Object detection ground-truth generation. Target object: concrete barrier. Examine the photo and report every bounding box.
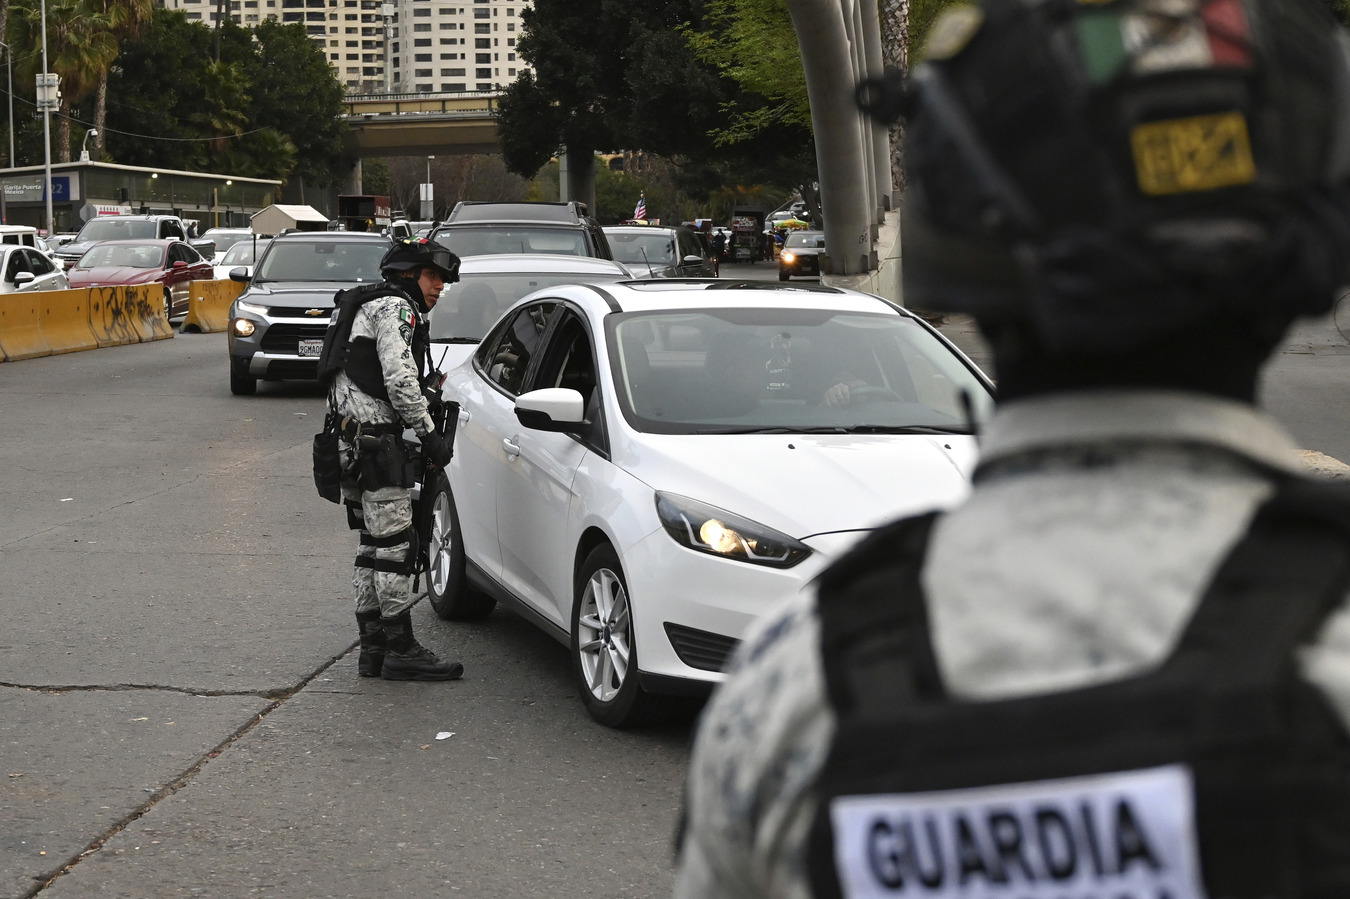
[183,279,246,334]
[36,288,100,355]
[0,293,52,361]
[88,284,172,347]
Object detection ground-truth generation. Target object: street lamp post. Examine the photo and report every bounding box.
[422,155,434,219]
[80,128,98,163]
[38,0,55,237]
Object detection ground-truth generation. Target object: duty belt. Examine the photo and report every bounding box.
[339,418,403,443]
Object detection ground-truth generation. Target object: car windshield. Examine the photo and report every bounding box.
[436,227,587,257]
[429,268,628,343]
[76,220,158,242]
[221,238,268,266]
[76,244,163,269]
[785,232,824,249]
[607,308,994,435]
[204,231,252,254]
[253,239,386,282]
[607,233,675,265]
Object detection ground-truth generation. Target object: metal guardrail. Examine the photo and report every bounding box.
[341,90,501,118]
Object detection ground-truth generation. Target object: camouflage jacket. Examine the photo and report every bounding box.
[329,283,435,437]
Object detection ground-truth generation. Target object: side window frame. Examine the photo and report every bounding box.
[526,305,608,456]
[474,300,556,397]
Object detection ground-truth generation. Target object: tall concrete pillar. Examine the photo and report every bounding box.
[559,145,596,215]
[859,0,892,214]
[345,157,363,195]
[786,0,872,275]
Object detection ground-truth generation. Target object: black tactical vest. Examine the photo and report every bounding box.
[320,281,430,404]
[807,478,1350,899]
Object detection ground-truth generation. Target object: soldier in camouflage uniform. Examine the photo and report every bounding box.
[331,237,463,681]
[677,1,1350,896]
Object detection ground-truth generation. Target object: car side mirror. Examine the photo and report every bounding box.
[13,271,34,285]
[682,255,704,265]
[515,387,586,432]
[172,261,188,269]
[229,266,250,283]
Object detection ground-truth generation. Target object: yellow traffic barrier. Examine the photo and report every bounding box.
[36,288,100,355]
[87,285,172,347]
[0,293,52,361]
[183,279,246,333]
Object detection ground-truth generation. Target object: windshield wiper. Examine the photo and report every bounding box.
[836,424,973,435]
[693,426,846,435]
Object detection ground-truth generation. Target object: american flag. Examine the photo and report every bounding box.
[633,194,646,221]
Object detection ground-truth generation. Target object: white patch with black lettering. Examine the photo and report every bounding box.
[830,764,1206,899]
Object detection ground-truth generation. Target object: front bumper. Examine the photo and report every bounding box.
[228,304,332,380]
[623,528,866,690]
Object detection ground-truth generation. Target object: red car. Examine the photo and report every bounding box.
[66,239,215,320]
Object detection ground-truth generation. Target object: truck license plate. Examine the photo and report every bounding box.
[298,338,324,357]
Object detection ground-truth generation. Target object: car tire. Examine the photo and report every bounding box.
[163,288,175,321]
[425,473,495,620]
[229,364,256,396]
[779,271,790,282]
[571,544,669,728]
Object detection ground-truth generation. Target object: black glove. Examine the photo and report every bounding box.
[422,430,453,469]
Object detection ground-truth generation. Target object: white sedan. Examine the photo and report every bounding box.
[0,244,69,294]
[426,280,994,726]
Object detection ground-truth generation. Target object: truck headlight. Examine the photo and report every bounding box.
[655,492,811,568]
[233,318,256,336]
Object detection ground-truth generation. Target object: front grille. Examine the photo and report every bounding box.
[260,323,328,353]
[664,623,740,672]
[264,359,319,380]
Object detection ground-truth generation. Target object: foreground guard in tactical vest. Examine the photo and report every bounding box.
[675,1,1350,897]
[322,237,464,681]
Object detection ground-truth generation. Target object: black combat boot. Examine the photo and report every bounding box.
[355,610,385,678]
[380,611,464,681]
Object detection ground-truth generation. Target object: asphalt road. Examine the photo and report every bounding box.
[5,265,1349,898]
[0,331,696,898]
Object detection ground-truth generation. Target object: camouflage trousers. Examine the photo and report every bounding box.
[342,479,418,619]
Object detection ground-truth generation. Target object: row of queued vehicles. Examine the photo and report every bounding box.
[0,213,255,320]
[225,201,996,728]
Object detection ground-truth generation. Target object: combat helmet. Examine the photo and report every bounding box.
[865,0,1350,355]
[380,236,461,284]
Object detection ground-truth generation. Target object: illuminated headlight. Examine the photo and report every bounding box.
[232,318,256,337]
[655,492,811,568]
[236,300,268,315]
[780,252,796,263]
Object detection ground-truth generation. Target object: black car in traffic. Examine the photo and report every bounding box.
[778,230,825,281]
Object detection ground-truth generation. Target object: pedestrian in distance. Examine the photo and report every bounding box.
[322,237,465,682]
[675,0,1350,896]
[711,228,727,265]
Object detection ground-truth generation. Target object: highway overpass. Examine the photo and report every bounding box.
[341,91,501,158]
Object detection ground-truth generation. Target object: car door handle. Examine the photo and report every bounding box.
[502,437,520,457]
[458,409,470,424]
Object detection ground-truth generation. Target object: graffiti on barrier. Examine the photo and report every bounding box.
[89,286,171,345]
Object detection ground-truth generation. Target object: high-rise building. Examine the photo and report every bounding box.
[161,0,531,95]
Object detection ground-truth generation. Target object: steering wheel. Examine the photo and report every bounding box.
[849,385,906,403]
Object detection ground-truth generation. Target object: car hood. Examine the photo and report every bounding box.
[235,281,352,311]
[619,432,978,539]
[68,266,160,285]
[57,240,102,258]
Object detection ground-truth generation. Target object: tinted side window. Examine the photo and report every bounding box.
[26,249,53,274]
[480,302,555,396]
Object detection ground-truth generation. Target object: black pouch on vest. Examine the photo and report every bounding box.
[312,411,342,503]
[357,432,411,490]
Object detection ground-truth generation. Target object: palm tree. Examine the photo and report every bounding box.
[86,0,154,155]
[7,0,115,160]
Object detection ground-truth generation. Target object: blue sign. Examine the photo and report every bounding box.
[51,176,70,202]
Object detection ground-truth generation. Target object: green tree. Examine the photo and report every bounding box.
[237,20,346,189]
[104,8,216,169]
[86,0,154,152]
[8,0,116,161]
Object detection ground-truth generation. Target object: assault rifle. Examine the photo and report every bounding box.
[411,376,459,592]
